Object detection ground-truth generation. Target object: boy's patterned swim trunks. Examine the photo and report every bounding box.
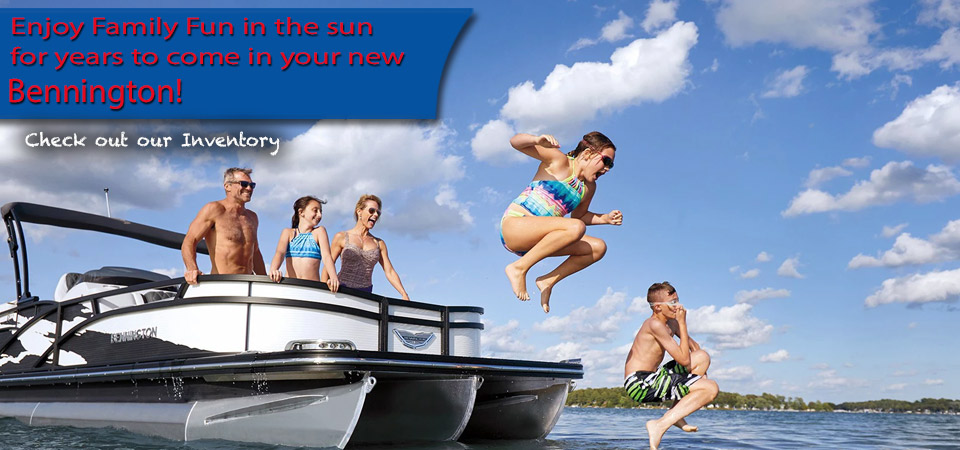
[624,360,701,403]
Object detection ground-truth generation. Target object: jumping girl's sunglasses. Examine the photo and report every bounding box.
[228,180,257,189]
[600,155,615,170]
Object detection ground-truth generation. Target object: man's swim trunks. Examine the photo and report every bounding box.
[624,360,701,403]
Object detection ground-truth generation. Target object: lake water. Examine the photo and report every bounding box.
[2,407,959,449]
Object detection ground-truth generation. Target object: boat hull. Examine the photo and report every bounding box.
[461,376,572,440]
[0,374,375,448]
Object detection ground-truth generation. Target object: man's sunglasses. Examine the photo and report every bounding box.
[600,155,614,170]
[228,180,257,189]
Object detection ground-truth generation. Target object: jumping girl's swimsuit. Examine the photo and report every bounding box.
[338,235,380,293]
[285,230,322,260]
[500,156,586,256]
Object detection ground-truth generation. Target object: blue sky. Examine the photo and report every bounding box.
[2,0,960,403]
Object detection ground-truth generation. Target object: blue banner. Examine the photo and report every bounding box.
[1,8,471,119]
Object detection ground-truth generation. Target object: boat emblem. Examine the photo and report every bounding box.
[394,329,435,349]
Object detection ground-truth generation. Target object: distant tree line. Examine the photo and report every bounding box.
[566,388,960,413]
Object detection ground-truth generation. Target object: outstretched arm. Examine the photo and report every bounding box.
[268,229,291,282]
[571,183,623,226]
[315,227,339,292]
[321,232,344,283]
[378,240,409,300]
[181,203,217,285]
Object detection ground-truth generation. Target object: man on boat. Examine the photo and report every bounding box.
[181,167,267,284]
[624,281,719,450]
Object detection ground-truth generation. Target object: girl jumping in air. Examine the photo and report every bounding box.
[500,132,622,313]
[268,196,339,292]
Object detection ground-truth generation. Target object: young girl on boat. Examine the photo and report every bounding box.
[268,196,340,292]
[322,194,409,300]
[500,132,622,313]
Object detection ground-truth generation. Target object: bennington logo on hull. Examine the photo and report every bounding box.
[394,329,435,349]
[110,327,158,344]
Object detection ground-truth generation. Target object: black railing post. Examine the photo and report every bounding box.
[379,297,389,351]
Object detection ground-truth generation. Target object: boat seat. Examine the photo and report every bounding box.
[53,267,176,310]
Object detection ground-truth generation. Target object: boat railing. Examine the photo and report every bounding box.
[0,274,483,371]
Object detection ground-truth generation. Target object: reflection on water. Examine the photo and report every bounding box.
[2,407,959,449]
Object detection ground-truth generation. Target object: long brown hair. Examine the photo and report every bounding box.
[566,131,616,158]
[291,195,326,228]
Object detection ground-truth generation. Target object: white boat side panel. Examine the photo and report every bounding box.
[387,323,441,355]
[0,402,41,423]
[182,282,249,298]
[29,401,192,440]
[450,311,481,323]
[76,304,247,354]
[388,305,440,321]
[247,305,379,352]
[450,329,480,357]
[248,283,380,313]
[185,376,374,448]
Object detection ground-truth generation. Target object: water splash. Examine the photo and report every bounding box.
[252,372,269,395]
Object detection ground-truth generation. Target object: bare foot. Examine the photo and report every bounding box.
[535,276,553,313]
[505,263,529,301]
[674,418,698,432]
[646,419,668,450]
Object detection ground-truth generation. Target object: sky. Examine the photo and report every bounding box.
[2,0,960,404]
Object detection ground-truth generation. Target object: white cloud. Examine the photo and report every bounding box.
[627,296,650,313]
[883,383,908,391]
[807,369,869,389]
[534,288,631,344]
[782,161,960,217]
[386,185,474,238]
[729,265,741,274]
[849,219,960,268]
[470,120,523,165]
[920,0,960,25]
[843,156,871,168]
[761,65,810,98]
[686,303,773,349]
[248,121,468,236]
[541,342,632,388]
[705,58,720,73]
[925,378,945,385]
[482,319,536,359]
[0,124,215,216]
[882,223,909,238]
[804,166,853,188]
[760,349,790,362]
[756,251,772,262]
[473,22,698,163]
[908,322,919,329]
[873,84,960,162]
[716,0,878,51]
[642,1,678,33]
[568,11,636,52]
[739,268,760,279]
[811,363,830,370]
[777,257,805,279]
[832,28,960,79]
[865,268,960,307]
[712,365,756,381]
[735,288,791,304]
[881,74,913,100]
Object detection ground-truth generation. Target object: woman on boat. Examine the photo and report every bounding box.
[500,132,622,313]
[268,196,339,292]
[322,194,410,300]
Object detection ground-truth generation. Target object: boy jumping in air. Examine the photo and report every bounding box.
[624,281,719,449]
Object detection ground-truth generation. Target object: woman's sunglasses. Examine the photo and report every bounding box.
[366,207,381,215]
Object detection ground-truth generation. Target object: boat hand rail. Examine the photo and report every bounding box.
[3,275,485,370]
